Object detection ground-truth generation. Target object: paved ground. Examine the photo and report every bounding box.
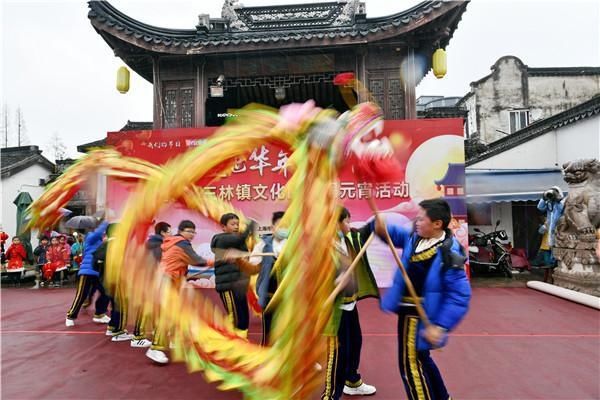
[1,286,598,399]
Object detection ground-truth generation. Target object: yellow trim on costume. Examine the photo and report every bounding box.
[342,293,359,303]
[67,275,87,316]
[229,292,238,326]
[345,379,363,388]
[408,318,427,400]
[323,336,338,399]
[402,296,424,304]
[410,245,440,262]
[402,315,415,399]
[223,291,237,327]
[417,357,432,400]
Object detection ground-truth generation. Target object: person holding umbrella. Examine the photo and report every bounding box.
[65,220,111,327]
[65,215,98,231]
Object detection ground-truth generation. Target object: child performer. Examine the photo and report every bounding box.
[322,207,378,399]
[374,198,471,400]
[146,220,212,364]
[65,222,111,326]
[247,211,287,346]
[211,213,255,338]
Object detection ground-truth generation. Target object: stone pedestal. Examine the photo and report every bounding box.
[553,246,600,297]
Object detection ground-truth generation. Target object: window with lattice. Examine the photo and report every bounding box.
[162,81,194,128]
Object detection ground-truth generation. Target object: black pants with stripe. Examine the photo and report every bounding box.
[132,308,146,339]
[398,307,450,400]
[218,288,249,334]
[107,285,128,335]
[321,306,363,400]
[66,275,110,320]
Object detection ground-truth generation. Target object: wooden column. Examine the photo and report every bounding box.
[403,47,417,120]
[195,58,206,127]
[152,56,162,129]
[355,47,368,103]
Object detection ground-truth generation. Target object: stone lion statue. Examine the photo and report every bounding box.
[554,158,600,269]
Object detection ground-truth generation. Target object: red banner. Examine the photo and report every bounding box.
[106,118,467,287]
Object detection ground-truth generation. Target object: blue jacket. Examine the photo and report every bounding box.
[78,222,109,277]
[376,223,471,351]
[537,198,564,246]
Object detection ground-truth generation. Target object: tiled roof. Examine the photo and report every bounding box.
[0,146,55,179]
[527,67,600,77]
[120,121,153,131]
[466,96,600,166]
[465,56,600,89]
[88,1,468,54]
[76,121,153,153]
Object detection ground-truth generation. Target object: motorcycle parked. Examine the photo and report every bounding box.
[468,220,513,278]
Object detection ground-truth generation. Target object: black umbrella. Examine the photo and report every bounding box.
[65,216,97,230]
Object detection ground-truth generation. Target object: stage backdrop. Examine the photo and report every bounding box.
[106,118,467,287]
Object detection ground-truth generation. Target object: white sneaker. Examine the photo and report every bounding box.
[131,338,152,348]
[343,383,377,396]
[146,348,169,364]
[65,318,75,327]
[111,332,134,342]
[105,329,114,336]
[93,314,111,324]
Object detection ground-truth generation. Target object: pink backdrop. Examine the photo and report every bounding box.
[106,118,467,287]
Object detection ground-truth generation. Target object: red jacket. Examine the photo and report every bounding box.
[46,245,68,267]
[59,243,71,264]
[6,243,27,269]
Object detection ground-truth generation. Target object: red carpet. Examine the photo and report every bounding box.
[1,287,598,399]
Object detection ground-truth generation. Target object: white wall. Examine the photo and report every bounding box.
[528,75,600,121]
[470,114,600,169]
[0,164,53,247]
[555,116,600,165]
[469,202,515,244]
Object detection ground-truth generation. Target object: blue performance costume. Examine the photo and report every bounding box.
[377,223,471,400]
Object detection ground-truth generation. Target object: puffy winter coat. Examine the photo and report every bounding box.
[161,235,209,279]
[6,243,27,269]
[78,222,109,277]
[377,223,471,351]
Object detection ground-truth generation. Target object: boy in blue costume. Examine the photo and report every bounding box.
[374,198,471,400]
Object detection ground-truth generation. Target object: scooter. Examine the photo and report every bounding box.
[468,220,513,278]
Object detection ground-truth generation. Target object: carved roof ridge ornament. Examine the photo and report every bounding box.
[332,0,360,26]
[222,0,249,31]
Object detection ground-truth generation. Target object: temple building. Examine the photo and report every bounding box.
[88,0,468,128]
